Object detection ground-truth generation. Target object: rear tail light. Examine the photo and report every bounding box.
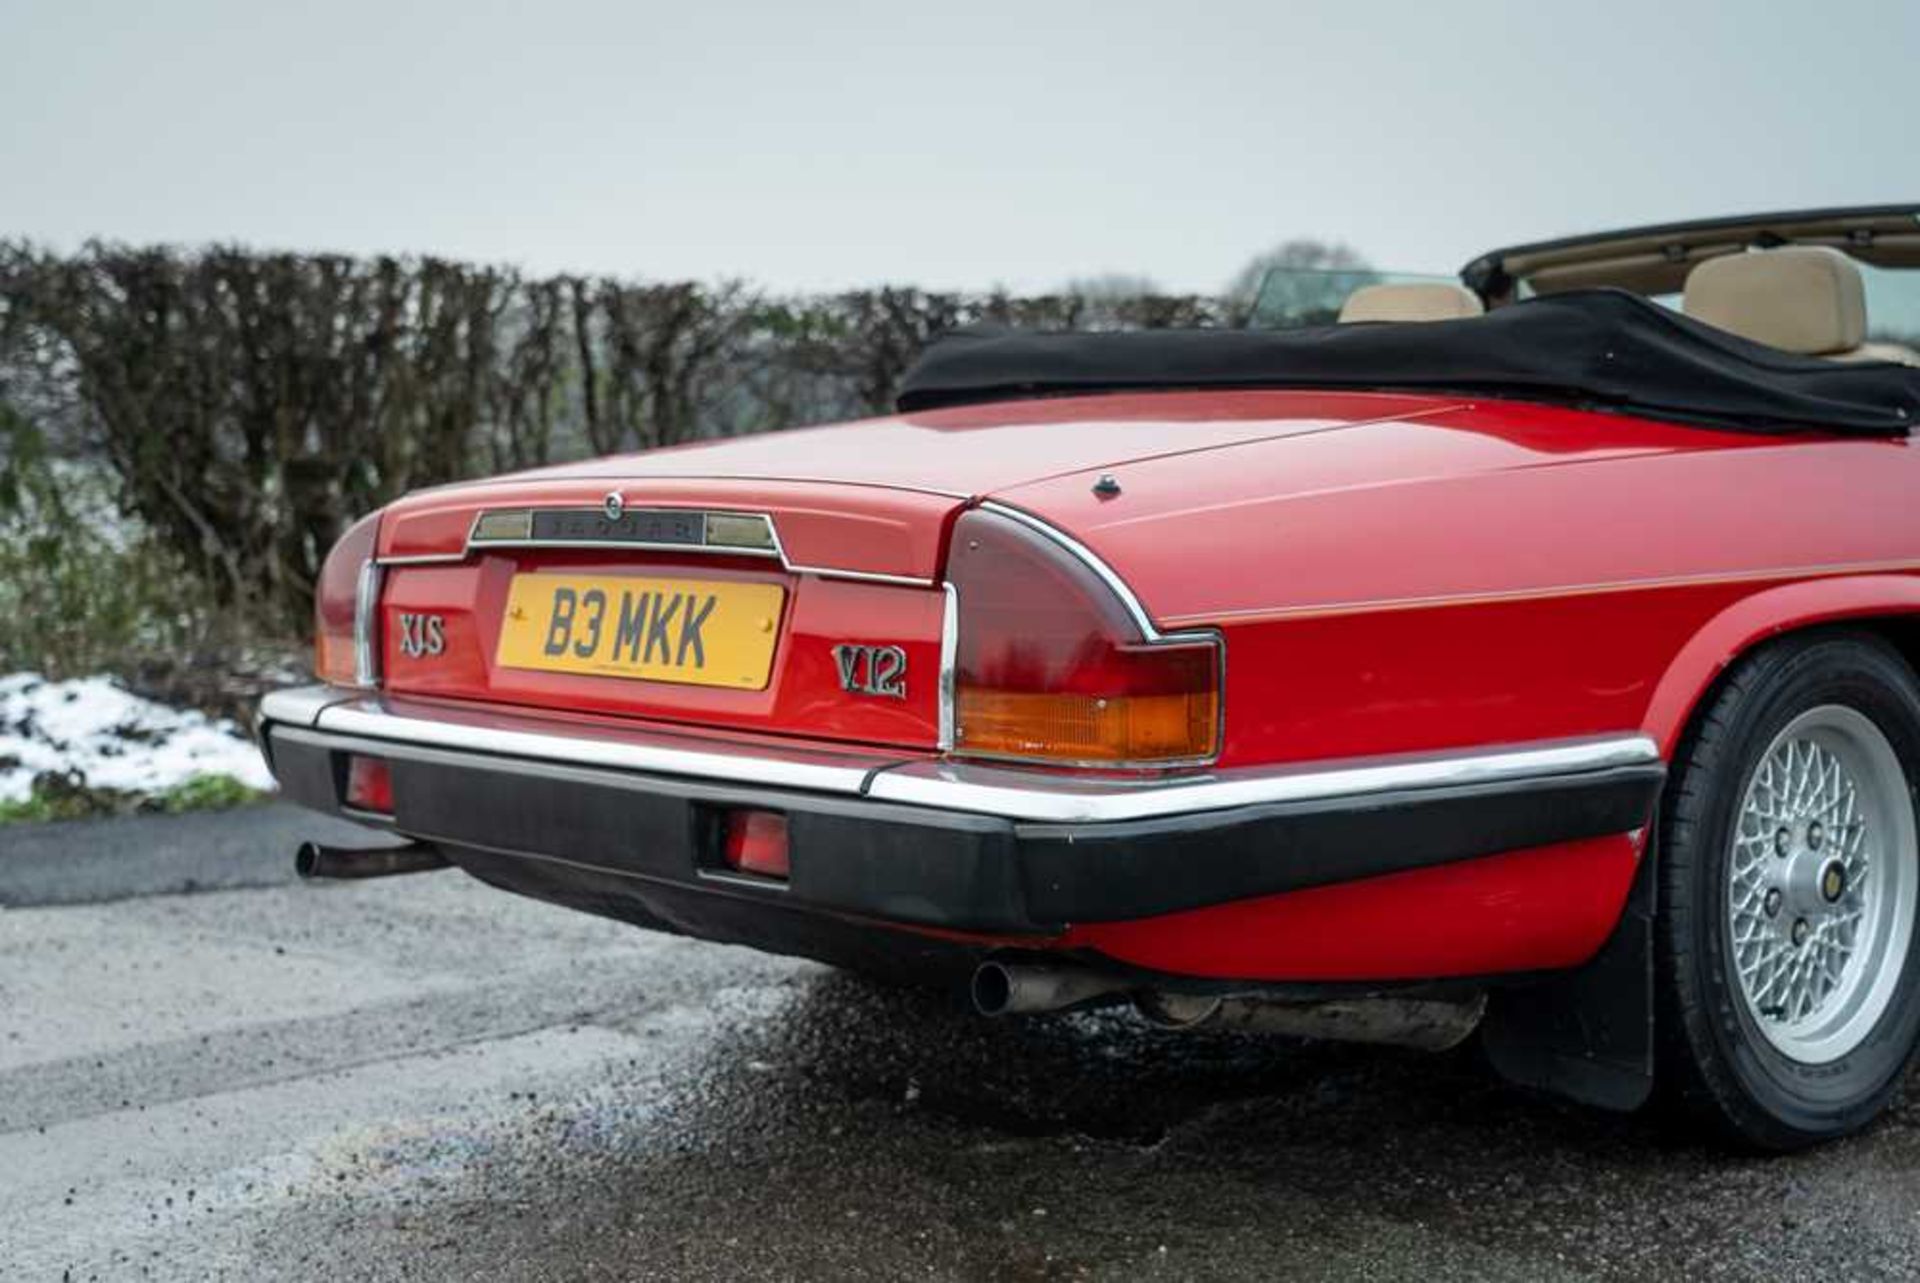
[945,507,1221,767]
[315,513,382,688]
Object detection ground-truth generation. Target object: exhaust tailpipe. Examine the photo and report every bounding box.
[1137,990,1486,1052]
[971,961,1133,1016]
[295,839,449,880]
[969,959,1486,1049]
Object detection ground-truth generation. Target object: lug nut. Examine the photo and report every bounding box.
[1764,887,1783,918]
[1808,820,1825,851]
[1792,918,1811,947]
[1776,827,1793,857]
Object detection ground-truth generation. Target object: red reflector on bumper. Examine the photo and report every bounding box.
[722,810,790,880]
[344,755,394,815]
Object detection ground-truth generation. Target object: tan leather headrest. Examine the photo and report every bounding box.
[1337,282,1485,323]
[1683,246,1866,355]
[1847,340,1920,368]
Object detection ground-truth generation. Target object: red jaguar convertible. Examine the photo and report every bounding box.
[262,205,1920,1148]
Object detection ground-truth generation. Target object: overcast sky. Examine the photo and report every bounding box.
[4,0,1915,295]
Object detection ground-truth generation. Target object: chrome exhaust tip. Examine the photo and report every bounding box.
[970,961,1133,1016]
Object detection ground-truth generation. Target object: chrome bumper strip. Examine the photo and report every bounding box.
[258,685,1662,825]
[258,684,358,732]
[863,735,1661,823]
[263,687,881,796]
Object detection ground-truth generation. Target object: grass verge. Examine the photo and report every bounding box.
[0,770,267,825]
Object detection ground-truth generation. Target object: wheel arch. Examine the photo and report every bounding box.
[1483,576,1920,1114]
[1643,576,1920,759]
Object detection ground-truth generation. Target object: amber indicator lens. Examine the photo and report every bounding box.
[957,651,1220,765]
[946,508,1221,766]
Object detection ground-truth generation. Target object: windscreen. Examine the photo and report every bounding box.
[1860,260,1920,349]
[1246,268,1458,330]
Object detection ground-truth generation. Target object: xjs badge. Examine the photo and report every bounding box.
[832,644,907,699]
[397,613,446,659]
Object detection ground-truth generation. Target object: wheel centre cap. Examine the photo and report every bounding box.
[1821,859,1847,904]
[1781,847,1850,921]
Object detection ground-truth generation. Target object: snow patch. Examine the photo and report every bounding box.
[0,673,274,803]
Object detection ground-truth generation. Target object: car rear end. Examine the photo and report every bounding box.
[260,409,1663,1012]
[263,472,1252,981]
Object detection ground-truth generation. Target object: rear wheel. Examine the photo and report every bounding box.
[1658,632,1920,1149]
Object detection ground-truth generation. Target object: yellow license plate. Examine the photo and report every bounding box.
[496,573,785,690]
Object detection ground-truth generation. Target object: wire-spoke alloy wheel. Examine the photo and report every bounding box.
[1659,633,1920,1150]
[1728,707,1917,1064]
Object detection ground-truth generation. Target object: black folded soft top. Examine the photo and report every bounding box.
[895,289,1920,436]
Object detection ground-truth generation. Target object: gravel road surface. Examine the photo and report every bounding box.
[5,804,1920,1280]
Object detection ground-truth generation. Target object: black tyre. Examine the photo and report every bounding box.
[1658,631,1920,1150]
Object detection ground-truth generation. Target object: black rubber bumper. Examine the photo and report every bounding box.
[266,725,1664,935]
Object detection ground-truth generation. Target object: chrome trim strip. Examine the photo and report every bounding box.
[936,583,959,752]
[865,734,1663,823]
[781,565,931,587]
[308,696,879,796]
[466,507,782,560]
[353,562,384,687]
[258,685,1660,825]
[375,504,935,586]
[977,500,1201,644]
[258,684,357,729]
[458,538,781,557]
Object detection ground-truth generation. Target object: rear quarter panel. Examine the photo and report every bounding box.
[1012,402,1920,981]
[994,400,1920,767]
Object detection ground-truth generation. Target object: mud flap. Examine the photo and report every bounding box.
[1479,832,1657,1111]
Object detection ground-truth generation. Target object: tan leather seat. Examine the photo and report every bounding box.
[1337,282,1485,323]
[1683,246,1918,365]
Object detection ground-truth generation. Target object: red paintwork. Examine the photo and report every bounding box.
[478,391,1455,496]
[1640,575,1920,756]
[1063,836,1644,981]
[381,477,959,581]
[366,387,1920,984]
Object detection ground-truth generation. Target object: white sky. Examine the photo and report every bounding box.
[4,0,1915,295]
